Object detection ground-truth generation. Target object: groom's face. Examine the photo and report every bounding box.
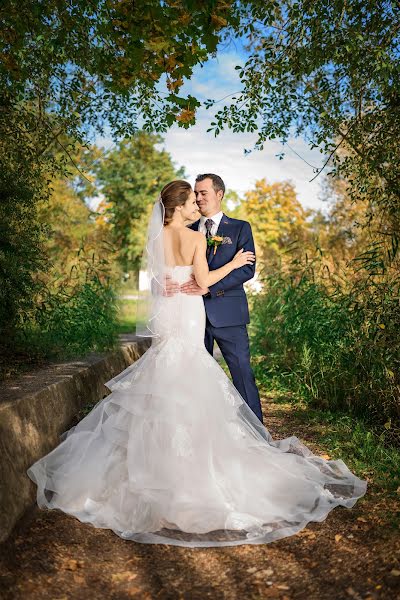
[194,178,223,217]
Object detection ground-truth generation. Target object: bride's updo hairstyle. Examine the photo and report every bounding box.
[160,180,192,225]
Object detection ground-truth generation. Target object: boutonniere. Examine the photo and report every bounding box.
[207,235,232,255]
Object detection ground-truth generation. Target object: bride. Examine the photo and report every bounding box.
[27,180,367,548]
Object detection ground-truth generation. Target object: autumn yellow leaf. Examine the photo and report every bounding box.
[167,77,183,91]
[144,37,170,52]
[178,12,191,25]
[60,558,84,571]
[211,14,228,28]
[176,108,195,123]
[120,74,135,87]
[164,54,183,72]
[111,571,138,583]
[296,528,316,538]
[335,534,343,542]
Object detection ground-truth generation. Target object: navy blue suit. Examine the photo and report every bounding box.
[188,214,263,423]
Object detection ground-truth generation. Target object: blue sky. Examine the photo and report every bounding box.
[95,43,329,213]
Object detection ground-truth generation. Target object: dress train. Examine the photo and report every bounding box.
[27,266,367,547]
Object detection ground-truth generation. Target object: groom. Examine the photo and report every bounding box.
[168,173,263,424]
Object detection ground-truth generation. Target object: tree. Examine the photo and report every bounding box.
[206,0,400,268]
[95,132,185,274]
[0,0,234,343]
[37,168,116,281]
[0,0,235,138]
[236,178,311,272]
[3,0,399,358]
[319,172,372,268]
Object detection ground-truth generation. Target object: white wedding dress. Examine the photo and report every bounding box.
[27,265,367,547]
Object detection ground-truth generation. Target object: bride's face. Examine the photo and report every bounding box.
[181,190,201,223]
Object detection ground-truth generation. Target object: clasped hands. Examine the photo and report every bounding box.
[163,274,208,297]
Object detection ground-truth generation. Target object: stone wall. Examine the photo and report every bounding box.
[0,335,150,542]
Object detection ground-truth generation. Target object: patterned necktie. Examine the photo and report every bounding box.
[205,218,213,239]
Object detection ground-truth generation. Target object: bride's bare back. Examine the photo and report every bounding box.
[163,225,256,289]
[163,226,198,267]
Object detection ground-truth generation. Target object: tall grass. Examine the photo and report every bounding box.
[250,251,400,447]
[12,245,120,365]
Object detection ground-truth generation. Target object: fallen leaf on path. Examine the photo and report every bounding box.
[296,529,316,538]
[60,559,84,571]
[73,574,85,584]
[335,534,343,543]
[276,584,290,590]
[356,517,367,523]
[126,587,146,597]
[256,568,274,577]
[320,454,331,460]
[390,569,400,576]
[346,586,362,599]
[111,571,138,583]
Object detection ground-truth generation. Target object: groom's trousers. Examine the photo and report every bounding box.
[204,317,264,424]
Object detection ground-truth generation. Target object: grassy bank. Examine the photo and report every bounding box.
[254,363,400,518]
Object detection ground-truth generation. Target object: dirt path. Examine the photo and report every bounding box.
[1,394,399,600]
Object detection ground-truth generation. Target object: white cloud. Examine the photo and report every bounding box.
[94,48,329,213]
[162,121,326,211]
[160,49,328,212]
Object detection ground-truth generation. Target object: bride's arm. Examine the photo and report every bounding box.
[192,234,255,288]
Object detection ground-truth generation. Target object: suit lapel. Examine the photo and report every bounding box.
[188,219,213,263]
[207,214,230,266]
[189,216,231,266]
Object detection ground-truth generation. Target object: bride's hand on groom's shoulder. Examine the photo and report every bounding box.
[180,274,209,296]
[231,249,256,270]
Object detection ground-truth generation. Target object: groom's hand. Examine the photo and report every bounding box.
[161,274,180,297]
[180,274,209,296]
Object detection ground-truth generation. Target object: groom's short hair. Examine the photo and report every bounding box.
[195,173,225,198]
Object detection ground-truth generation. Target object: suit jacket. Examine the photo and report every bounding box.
[188,214,256,328]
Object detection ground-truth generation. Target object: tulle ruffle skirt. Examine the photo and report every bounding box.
[27,334,367,547]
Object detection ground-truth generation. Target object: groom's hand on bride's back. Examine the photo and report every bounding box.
[180,274,209,296]
[163,274,181,296]
[152,275,180,297]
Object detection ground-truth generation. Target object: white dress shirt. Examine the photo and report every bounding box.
[198,211,224,236]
